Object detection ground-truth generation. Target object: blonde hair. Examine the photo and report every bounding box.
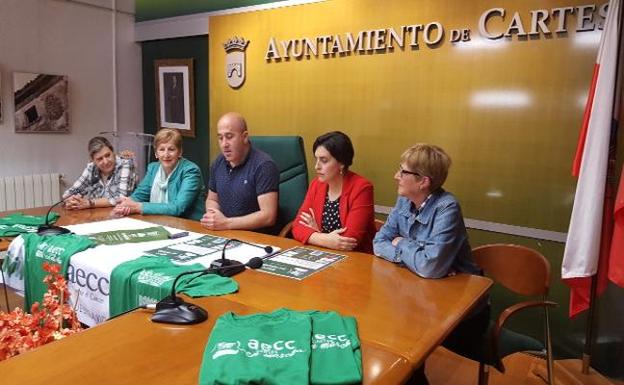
[401,144,451,191]
[154,128,183,151]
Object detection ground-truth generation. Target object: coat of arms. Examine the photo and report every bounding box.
[223,37,249,89]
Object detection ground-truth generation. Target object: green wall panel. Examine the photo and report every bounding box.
[141,36,210,182]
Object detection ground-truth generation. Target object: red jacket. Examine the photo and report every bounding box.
[292,171,376,253]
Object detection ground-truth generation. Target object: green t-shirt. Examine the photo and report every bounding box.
[22,233,95,310]
[87,226,171,245]
[306,311,363,385]
[0,212,60,236]
[199,309,312,385]
[109,256,238,317]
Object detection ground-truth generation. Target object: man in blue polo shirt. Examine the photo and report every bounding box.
[201,112,279,232]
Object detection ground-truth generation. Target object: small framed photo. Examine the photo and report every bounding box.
[155,58,195,138]
[14,72,69,133]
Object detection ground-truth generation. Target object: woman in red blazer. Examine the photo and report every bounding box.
[292,131,376,253]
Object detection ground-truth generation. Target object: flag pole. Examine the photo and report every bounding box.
[581,2,624,373]
[582,275,599,373]
[582,161,617,374]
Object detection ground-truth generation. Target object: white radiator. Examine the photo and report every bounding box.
[0,173,61,211]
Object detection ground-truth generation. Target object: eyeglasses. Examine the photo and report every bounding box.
[398,166,422,178]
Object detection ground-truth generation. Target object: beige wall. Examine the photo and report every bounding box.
[0,0,142,188]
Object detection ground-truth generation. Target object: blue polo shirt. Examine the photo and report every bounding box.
[208,146,279,218]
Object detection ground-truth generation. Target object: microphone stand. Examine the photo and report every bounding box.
[151,267,209,325]
[37,199,71,236]
[151,257,264,325]
[209,238,273,277]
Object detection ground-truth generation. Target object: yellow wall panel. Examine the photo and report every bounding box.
[209,0,606,233]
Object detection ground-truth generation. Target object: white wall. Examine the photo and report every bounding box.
[0,0,142,190]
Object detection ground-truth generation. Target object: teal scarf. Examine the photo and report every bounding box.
[150,164,171,203]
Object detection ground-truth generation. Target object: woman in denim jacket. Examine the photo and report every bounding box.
[373,143,486,385]
[373,143,480,278]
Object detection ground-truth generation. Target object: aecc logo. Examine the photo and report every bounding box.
[66,264,109,295]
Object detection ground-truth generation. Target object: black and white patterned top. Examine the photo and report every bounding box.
[62,156,136,205]
[321,194,341,233]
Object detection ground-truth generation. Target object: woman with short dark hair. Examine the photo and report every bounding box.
[63,136,136,210]
[292,131,376,252]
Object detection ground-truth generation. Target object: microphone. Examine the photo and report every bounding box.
[209,238,273,277]
[151,257,264,325]
[244,256,264,269]
[37,199,71,236]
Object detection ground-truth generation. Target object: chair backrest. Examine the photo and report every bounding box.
[471,244,551,297]
[251,136,308,234]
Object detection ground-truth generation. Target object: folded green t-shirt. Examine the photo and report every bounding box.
[22,232,95,309]
[199,309,363,385]
[200,309,312,385]
[0,212,60,236]
[109,255,238,317]
[305,310,363,385]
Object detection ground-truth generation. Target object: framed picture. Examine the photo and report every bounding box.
[155,58,195,138]
[14,72,69,133]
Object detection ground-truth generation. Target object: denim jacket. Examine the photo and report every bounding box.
[373,189,480,278]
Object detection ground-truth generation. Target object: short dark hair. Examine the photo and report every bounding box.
[88,136,114,159]
[313,131,354,170]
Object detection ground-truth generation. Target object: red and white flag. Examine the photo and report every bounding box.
[608,166,624,287]
[562,0,621,318]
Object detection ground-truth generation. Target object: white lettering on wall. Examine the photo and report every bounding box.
[478,8,505,39]
[478,3,607,40]
[529,10,551,36]
[264,3,608,61]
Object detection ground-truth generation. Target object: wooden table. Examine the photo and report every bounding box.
[0,238,10,252]
[1,297,412,384]
[0,207,492,384]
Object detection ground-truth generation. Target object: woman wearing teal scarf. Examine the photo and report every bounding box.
[113,129,206,220]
